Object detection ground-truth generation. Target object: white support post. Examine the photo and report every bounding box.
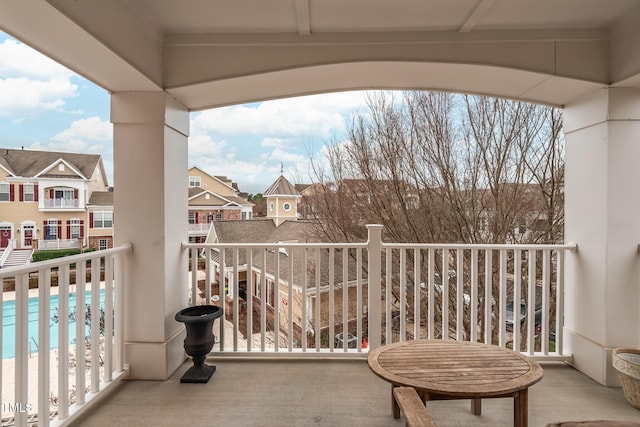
[112,91,189,380]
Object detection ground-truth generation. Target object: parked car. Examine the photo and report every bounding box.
[505,300,541,331]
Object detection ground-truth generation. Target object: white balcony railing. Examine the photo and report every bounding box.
[42,199,80,209]
[183,225,577,361]
[0,244,131,427]
[187,223,212,235]
[38,239,79,250]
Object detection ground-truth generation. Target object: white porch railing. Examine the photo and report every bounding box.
[187,223,212,235]
[0,239,14,268]
[0,244,131,427]
[38,239,79,250]
[183,224,577,361]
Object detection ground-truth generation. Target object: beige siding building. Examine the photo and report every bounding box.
[0,148,112,252]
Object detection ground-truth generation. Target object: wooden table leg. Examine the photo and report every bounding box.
[392,385,400,419]
[514,388,528,427]
[471,398,482,415]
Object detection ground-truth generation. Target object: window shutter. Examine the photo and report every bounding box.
[89,212,94,228]
[9,184,14,201]
[43,220,48,240]
[80,220,84,238]
[49,189,54,198]
[58,224,62,238]
[74,189,78,199]
[66,220,70,238]
[19,184,23,202]
[34,184,38,201]
[195,213,199,224]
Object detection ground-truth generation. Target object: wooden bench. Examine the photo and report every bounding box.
[393,386,437,427]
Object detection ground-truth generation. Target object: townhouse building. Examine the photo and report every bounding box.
[187,166,254,242]
[0,148,113,256]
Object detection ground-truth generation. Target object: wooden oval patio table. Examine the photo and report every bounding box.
[367,339,543,427]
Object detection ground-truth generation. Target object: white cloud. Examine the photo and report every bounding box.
[0,39,74,79]
[191,91,370,141]
[0,77,78,116]
[53,116,112,142]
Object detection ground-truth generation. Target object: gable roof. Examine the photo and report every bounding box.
[0,148,103,181]
[188,187,253,207]
[88,191,114,207]
[264,175,300,197]
[210,219,359,289]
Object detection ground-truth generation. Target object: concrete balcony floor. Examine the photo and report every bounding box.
[71,359,640,427]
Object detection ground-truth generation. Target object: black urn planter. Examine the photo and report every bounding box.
[175,304,224,383]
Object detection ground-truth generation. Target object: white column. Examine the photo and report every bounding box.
[564,88,640,386]
[111,92,190,380]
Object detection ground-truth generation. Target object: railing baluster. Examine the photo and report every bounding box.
[261,249,267,352]
[233,248,239,352]
[91,256,100,393]
[190,248,198,306]
[385,248,392,343]
[470,249,478,343]
[485,249,492,345]
[513,250,522,352]
[15,273,28,427]
[247,250,253,352]
[542,250,551,355]
[428,248,435,339]
[456,249,463,341]
[205,248,212,304]
[104,255,114,382]
[344,248,350,351]
[527,249,536,355]
[274,247,280,351]
[399,248,406,341]
[76,260,86,406]
[499,249,507,347]
[556,249,565,356]
[442,249,449,340]
[288,248,294,352]
[314,248,321,352]
[38,268,51,427]
[58,264,70,421]
[414,248,421,340]
[356,248,362,351]
[301,249,307,352]
[329,248,334,352]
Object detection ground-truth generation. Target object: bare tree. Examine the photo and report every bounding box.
[306,91,564,345]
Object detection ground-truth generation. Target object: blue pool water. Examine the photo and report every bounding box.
[2,289,106,359]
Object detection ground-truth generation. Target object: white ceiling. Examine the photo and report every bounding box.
[1,0,639,109]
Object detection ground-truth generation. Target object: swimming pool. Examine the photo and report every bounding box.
[2,289,106,359]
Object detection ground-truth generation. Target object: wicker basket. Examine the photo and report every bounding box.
[612,348,640,409]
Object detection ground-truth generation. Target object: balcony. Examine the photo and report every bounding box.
[40,199,80,211]
[67,359,639,427]
[187,223,212,237]
[5,228,638,427]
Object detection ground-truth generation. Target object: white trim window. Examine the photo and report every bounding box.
[45,219,59,240]
[93,211,113,228]
[99,239,108,251]
[23,183,34,201]
[283,202,291,212]
[70,218,81,239]
[0,183,9,201]
[189,176,201,187]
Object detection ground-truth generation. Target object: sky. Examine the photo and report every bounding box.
[0,31,372,195]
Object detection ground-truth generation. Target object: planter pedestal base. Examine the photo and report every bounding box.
[181,363,216,384]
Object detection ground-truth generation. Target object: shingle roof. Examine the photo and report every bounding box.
[0,148,102,180]
[264,175,300,197]
[209,219,359,290]
[88,191,114,206]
